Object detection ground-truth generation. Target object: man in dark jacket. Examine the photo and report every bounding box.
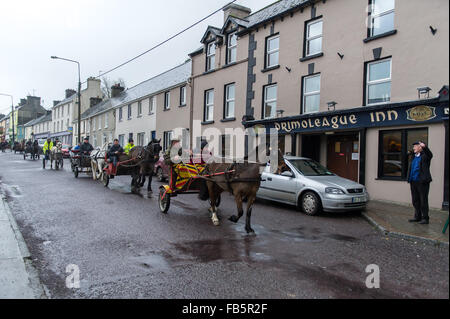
[407,141,433,225]
[108,139,124,167]
[80,137,94,154]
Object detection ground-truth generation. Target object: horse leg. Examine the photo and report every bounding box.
[244,193,257,234]
[91,161,97,180]
[229,193,244,224]
[207,182,220,226]
[147,171,153,196]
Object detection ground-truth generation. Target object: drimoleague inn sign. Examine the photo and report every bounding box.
[247,99,449,134]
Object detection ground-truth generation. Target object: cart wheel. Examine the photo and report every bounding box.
[74,167,79,178]
[209,194,221,208]
[159,188,170,214]
[42,158,46,169]
[102,174,110,187]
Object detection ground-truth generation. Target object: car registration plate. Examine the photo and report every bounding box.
[352,197,366,203]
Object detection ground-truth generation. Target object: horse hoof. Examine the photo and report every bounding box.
[229,215,239,223]
[245,227,255,234]
[147,192,153,198]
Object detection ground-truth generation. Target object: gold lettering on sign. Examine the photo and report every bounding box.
[275,123,281,131]
[349,114,357,124]
[376,112,386,122]
[388,110,398,121]
[331,116,339,129]
[407,106,436,122]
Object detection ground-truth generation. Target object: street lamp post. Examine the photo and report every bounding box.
[0,93,14,144]
[51,56,81,145]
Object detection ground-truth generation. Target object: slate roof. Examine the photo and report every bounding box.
[24,112,52,127]
[80,98,116,120]
[53,94,76,109]
[245,0,309,29]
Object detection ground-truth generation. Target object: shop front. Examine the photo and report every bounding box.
[245,86,449,209]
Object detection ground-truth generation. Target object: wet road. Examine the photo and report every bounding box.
[0,151,448,299]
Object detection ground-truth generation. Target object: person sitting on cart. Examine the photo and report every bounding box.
[124,138,135,156]
[107,139,124,167]
[42,138,53,159]
[80,137,94,155]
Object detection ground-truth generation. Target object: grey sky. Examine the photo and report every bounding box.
[0,0,275,114]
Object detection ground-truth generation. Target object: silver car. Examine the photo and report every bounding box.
[257,156,369,216]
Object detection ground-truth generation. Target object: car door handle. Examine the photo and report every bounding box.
[267,177,272,181]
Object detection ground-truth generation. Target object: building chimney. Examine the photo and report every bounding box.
[223,3,251,23]
[87,77,101,90]
[111,84,125,98]
[65,89,76,98]
[53,101,61,107]
[90,97,103,108]
[20,99,27,106]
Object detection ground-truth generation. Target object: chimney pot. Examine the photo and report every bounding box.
[223,3,251,23]
[111,84,125,98]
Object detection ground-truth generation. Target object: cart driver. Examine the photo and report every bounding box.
[108,139,124,167]
[80,137,94,155]
[42,138,53,159]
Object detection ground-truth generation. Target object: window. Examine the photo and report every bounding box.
[104,112,108,129]
[164,131,173,151]
[265,35,279,68]
[206,42,216,71]
[119,107,123,121]
[98,116,101,130]
[127,104,132,119]
[303,74,321,114]
[204,89,214,122]
[149,96,156,114]
[66,119,69,129]
[224,83,235,119]
[227,32,237,64]
[151,131,156,142]
[137,132,145,146]
[138,101,142,117]
[366,58,392,105]
[369,0,395,37]
[93,117,96,131]
[54,122,56,133]
[102,133,107,145]
[180,86,186,106]
[263,85,277,119]
[305,19,323,56]
[118,134,125,146]
[82,121,85,133]
[164,92,170,110]
[378,128,428,180]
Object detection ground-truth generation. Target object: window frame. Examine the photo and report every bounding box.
[262,84,278,120]
[369,0,395,37]
[204,89,214,122]
[302,73,321,114]
[305,19,323,57]
[127,104,132,120]
[265,34,280,69]
[137,101,142,117]
[104,112,108,129]
[224,83,236,120]
[226,31,238,65]
[365,57,392,106]
[180,86,187,106]
[378,127,429,180]
[206,42,216,72]
[164,92,171,110]
[149,96,156,114]
[118,107,123,121]
[163,131,174,151]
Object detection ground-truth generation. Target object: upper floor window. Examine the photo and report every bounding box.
[366,58,392,105]
[98,116,101,130]
[119,107,123,121]
[164,92,171,110]
[104,112,108,129]
[149,96,156,114]
[227,32,237,64]
[303,74,321,114]
[263,84,277,119]
[137,101,142,117]
[224,83,235,119]
[206,42,216,71]
[93,117,96,131]
[127,104,132,119]
[305,20,323,56]
[180,86,186,106]
[204,89,214,122]
[265,35,279,68]
[369,0,395,37]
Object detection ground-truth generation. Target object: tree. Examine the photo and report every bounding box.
[101,77,126,98]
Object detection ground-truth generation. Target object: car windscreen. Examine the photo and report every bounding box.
[288,159,334,176]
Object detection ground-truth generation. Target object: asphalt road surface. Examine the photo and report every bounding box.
[0,151,448,299]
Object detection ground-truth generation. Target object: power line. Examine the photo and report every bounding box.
[85,0,237,84]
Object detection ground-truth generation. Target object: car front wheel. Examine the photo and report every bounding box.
[300,191,322,216]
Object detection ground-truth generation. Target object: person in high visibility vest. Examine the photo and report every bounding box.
[124,138,135,156]
[42,138,53,158]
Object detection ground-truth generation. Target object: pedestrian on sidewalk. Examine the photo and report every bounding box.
[407,141,433,225]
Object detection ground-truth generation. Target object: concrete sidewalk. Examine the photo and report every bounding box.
[0,193,42,299]
[363,200,449,246]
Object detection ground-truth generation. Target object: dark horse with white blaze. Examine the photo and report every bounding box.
[198,161,263,234]
[127,140,162,196]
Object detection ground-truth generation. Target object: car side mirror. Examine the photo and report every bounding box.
[281,171,294,178]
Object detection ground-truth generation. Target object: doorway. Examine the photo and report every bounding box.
[327,133,359,182]
[302,135,321,162]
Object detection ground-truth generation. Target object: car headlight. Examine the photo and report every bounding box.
[325,187,346,195]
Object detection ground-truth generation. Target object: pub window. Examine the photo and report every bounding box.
[366,58,391,105]
[369,0,395,37]
[265,35,279,68]
[305,19,323,57]
[227,32,237,64]
[206,42,216,72]
[303,74,321,114]
[263,84,277,119]
[204,89,214,122]
[378,128,428,180]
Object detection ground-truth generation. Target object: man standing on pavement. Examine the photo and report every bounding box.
[408,141,433,225]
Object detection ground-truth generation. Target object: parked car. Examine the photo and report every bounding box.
[257,156,369,216]
[154,157,169,182]
[61,144,71,158]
